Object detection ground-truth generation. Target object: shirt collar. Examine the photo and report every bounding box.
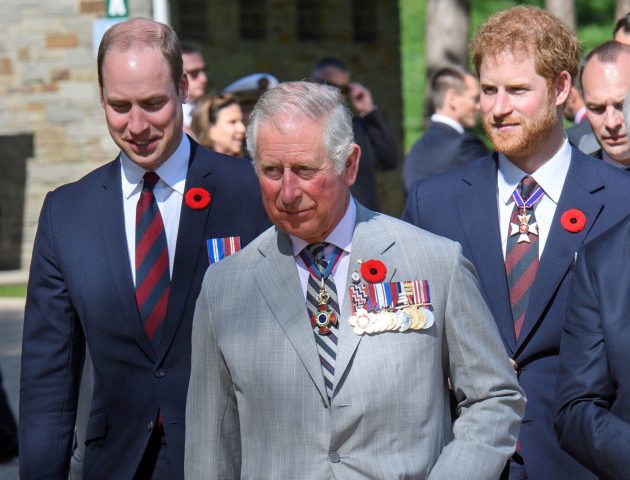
[497,137,572,205]
[290,198,356,257]
[431,114,464,134]
[120,135,190,199]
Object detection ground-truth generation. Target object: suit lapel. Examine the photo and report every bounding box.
[254,229,329,403]
[333,204,392,393]
[516,152,604,349]
[456,156,517,353]
[158,141,214,360]
[94,159,156,360]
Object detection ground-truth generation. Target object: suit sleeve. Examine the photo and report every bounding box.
[359,109,399,170]
[554,249,630,479]
[428,244,525,480]
[19,193,85,479]
[185,272,241,479]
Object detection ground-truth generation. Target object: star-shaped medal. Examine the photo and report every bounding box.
[510,213,539,243]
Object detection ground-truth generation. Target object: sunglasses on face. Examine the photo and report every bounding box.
[186,67,207,80]
[309,77,350,96]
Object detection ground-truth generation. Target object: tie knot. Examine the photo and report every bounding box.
[305,242,329,265]
[143,172,160,192]
[519,176,538,199]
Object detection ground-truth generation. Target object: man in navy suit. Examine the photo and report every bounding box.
[554,89,630,480]
[403,65,488,192]
[19,19,268,479]
[403,6,630,480]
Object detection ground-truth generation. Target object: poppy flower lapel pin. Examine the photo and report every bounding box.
[359,259,387,283]
[560,209,586,233]
[185,187,211,210]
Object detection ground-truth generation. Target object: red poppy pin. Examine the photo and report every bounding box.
[185,187,211,210]
[560,209,586,233]
[360,259,387,283]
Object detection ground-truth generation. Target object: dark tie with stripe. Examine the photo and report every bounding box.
[135,172,170,348]
[304,243,340,401]
[505,176,540,339]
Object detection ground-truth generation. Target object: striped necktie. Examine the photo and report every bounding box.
[505,176,540,339]
[304,243,340,401]
[135,172,170,348]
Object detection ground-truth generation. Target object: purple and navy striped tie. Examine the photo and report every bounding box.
[135,172,170,348]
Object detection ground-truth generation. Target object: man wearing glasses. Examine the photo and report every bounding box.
[181,44,208,134]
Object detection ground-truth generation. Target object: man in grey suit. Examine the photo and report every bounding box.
[185,81,525,479]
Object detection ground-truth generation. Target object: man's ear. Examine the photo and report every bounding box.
[344,143,361,187]
[555,71,572,107]
[179,74,189,104]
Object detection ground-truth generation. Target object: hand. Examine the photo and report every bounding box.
[348,82,374,115]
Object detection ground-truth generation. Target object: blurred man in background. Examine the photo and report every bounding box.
[403,65,488,192]
[181,44,208,134]
[312,57,399,212]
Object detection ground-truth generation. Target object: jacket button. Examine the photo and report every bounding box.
[155,368,165,378]
[147,420,154,431]
[328,451,340,463]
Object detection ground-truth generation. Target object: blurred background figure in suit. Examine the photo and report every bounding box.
[181,44,208,135]
[312,57,399,212]
[403,65,488,193]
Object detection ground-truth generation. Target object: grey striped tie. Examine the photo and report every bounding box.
[304,243,339,401]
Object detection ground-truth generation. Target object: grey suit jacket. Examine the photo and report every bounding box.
[185,203,525,479]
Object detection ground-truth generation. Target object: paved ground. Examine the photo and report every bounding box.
[0,297,24,479]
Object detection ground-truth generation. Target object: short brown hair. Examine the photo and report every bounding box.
[97,18,183,93]
[191,92,240,148]
[470,6,579,86]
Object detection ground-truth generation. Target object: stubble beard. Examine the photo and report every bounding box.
[482,95,557,162]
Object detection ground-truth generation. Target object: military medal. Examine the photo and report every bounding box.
[311,277,337,335]
[510,182,544,243]
[300,245,343,335]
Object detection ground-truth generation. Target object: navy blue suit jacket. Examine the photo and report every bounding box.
[402,148,630,479]
[19,140,270,479]
[402,121,488,193]
[555,214,630,480]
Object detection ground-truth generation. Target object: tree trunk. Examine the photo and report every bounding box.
[425,0,470,78]
[545,0,576,31]
[616,0,630,23]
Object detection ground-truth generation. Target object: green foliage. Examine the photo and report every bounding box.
[400,0,617,152]
[0,284,27,298]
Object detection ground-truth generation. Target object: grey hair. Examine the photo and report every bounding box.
[624,90,630,131]
[246,81,355,174]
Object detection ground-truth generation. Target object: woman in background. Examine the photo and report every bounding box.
[191,92,246,157]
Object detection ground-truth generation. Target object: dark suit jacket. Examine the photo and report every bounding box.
[555,214,630,480]
[19,140,270,479]
[351,109,399,211]
[402,148,630,480]
[403,121,488,193]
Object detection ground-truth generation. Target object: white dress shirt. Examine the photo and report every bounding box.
[121,135,190,285]
[290,199,356,309]
[431,113,464,134]
[497,137,572,258]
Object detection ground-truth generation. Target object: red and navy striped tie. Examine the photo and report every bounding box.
[505,176,540,339]
[135,172,170,348]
